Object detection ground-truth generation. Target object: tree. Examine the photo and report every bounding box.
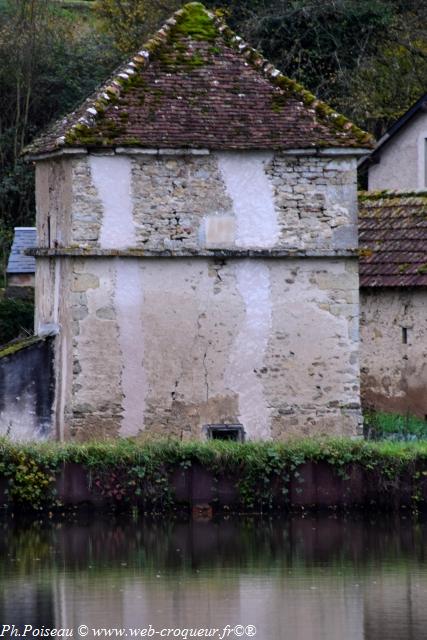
[94,0,180,54]
[0,0,120,275]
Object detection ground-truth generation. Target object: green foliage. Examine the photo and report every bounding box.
[94,0,180,54]
[203,0,427,136]
[2,437,427,512]
[0,298,34,345]
[0,0,120,265]
[365,411,427,441]
[0,0,426,259]
[92,0,427,137]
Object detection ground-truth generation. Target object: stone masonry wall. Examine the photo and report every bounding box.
[34,150,361,441]
[37,151,358,254]
[360,288,427,418]
[37,256,361,441]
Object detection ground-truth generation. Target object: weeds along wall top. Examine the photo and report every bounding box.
[0,438,427,513]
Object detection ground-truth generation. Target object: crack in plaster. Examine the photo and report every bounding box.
[202,347,209,402]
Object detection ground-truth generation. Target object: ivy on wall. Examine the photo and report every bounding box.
[1,437,427,512]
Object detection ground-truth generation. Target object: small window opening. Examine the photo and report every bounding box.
[424,415,427,423]
[402,327,408,344]
[205,424,245,442]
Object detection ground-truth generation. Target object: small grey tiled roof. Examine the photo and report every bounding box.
[6,228,37,274]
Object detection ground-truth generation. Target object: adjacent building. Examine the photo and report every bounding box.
[359,193,427,418]
[359,93,427,419]
[361,91,427,192]
[6,227,36,297]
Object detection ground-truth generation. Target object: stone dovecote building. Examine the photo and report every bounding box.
[24,2,372,441]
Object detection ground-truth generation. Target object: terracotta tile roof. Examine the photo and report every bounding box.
[25,2,373,157]
[359,192,427,287]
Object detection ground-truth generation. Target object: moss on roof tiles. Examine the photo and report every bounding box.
[358,191,427,287]
[359,190,427,202]
[171,2,217,41]
[25,2,374,155]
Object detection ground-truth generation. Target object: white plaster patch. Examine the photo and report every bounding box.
[114,260,146,435]
[53,259,61,325]
[203,216,236,247]
[90,156,135,249]
[217,151,279,248]
[224,260,272,439]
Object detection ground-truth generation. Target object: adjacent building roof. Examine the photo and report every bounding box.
[6,228,36,274]
[25,2,373,157]
[359,192,427,287]
[359,91,427,170]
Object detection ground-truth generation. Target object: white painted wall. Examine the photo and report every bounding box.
[114,260,146,435]
[90,155,135,249]
[224,261,273,439]
[64,257,360,439]
[217,151,279,248]
[369,111,427,191]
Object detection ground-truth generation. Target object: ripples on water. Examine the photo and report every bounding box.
[1,514,427,639]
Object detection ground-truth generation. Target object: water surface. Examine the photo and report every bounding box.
[1,514,427,639]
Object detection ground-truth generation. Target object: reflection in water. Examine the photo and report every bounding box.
[0,515,427,639]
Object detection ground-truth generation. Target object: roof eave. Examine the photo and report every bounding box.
[24,147,88,163]
[25,145,372,162]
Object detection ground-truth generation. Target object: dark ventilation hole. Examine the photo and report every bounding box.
[205,424,245,442]
[402,327,408,344]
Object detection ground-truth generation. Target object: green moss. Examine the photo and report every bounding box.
[172,2,217,41]
[120,137,142,145]
[358,190,427,201]
[0,336,41,359]
[398,263,411,273]
[120,74,147,90]
[230,40,373,147]
[300,90,316,106]
[417,264,427,274]
[60,1,372,151]
[271,92,288,112]
[156,44,208,72]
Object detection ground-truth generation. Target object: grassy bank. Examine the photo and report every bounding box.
[2,437,427,512]
[364,411,427,440]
